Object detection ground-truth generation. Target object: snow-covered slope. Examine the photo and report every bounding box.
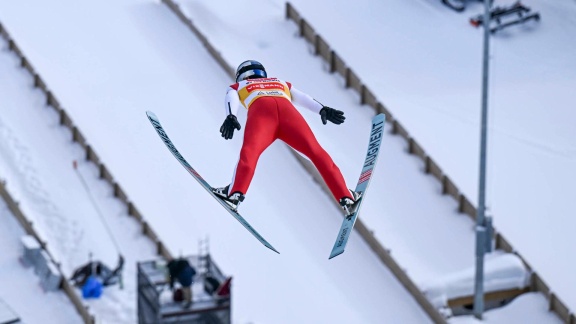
[0,200,82,324]
[0,0,572,322]
[0,1,431,323]
[0,33,161,323]
[282,0,576,308]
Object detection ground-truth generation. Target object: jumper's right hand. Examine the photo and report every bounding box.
[220,114,241,140]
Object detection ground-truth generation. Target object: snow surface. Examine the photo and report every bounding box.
[0,0,570,322]
[173,0,480,285]
[0,199,81,323]
[422,252,529,308]
[0,1,430,323]
[0,35,160,323]
[281,0,576,309]
[171,0,562,320]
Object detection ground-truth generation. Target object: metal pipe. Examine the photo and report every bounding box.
[474,0,493,319]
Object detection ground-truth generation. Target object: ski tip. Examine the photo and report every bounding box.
[146,111,157,119]
[267,245,280,254]
[328,250,344,260]
[374,113,386,122]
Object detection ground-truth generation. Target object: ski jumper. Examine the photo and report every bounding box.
[225,77,351,202]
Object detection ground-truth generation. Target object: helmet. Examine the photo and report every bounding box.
[235,60,267,82]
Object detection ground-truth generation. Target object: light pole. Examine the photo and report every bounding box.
[473,0,493,319]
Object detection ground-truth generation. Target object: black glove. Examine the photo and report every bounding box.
[220,114,241,140]
[320,106,345,125]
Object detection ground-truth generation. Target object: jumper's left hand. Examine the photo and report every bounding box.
[320,106,346,125]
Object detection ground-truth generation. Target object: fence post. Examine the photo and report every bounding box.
[45,91,52,106]
[285,2,291,20]
[458,194,466,213]
[329,50,336,73]
[442,175,449,195]
[345,68,351,88]
[85,145,92,161]
[114,183,121,198]
[425,156,432,174]
[408,137,416,154]
[157,241,164,256]
[99,164,106,179]
[549,292,556,311]
[33,74,40,88]
[72,126,80,143]
[391,120,399,135]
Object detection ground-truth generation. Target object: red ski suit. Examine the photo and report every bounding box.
[225,77,351,202]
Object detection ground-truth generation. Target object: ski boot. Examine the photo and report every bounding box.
[339,189,362,216]
[212,185,245,210]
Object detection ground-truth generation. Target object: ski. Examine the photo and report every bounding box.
[146,111,279,254]
[329,113,386,259]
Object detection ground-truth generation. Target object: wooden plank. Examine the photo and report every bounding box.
[447,288,530,308]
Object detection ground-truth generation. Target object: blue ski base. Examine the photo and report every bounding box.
[329,113,386,259]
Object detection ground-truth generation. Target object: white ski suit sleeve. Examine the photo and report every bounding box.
[224,88,242,117]
[290,86,324,114]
